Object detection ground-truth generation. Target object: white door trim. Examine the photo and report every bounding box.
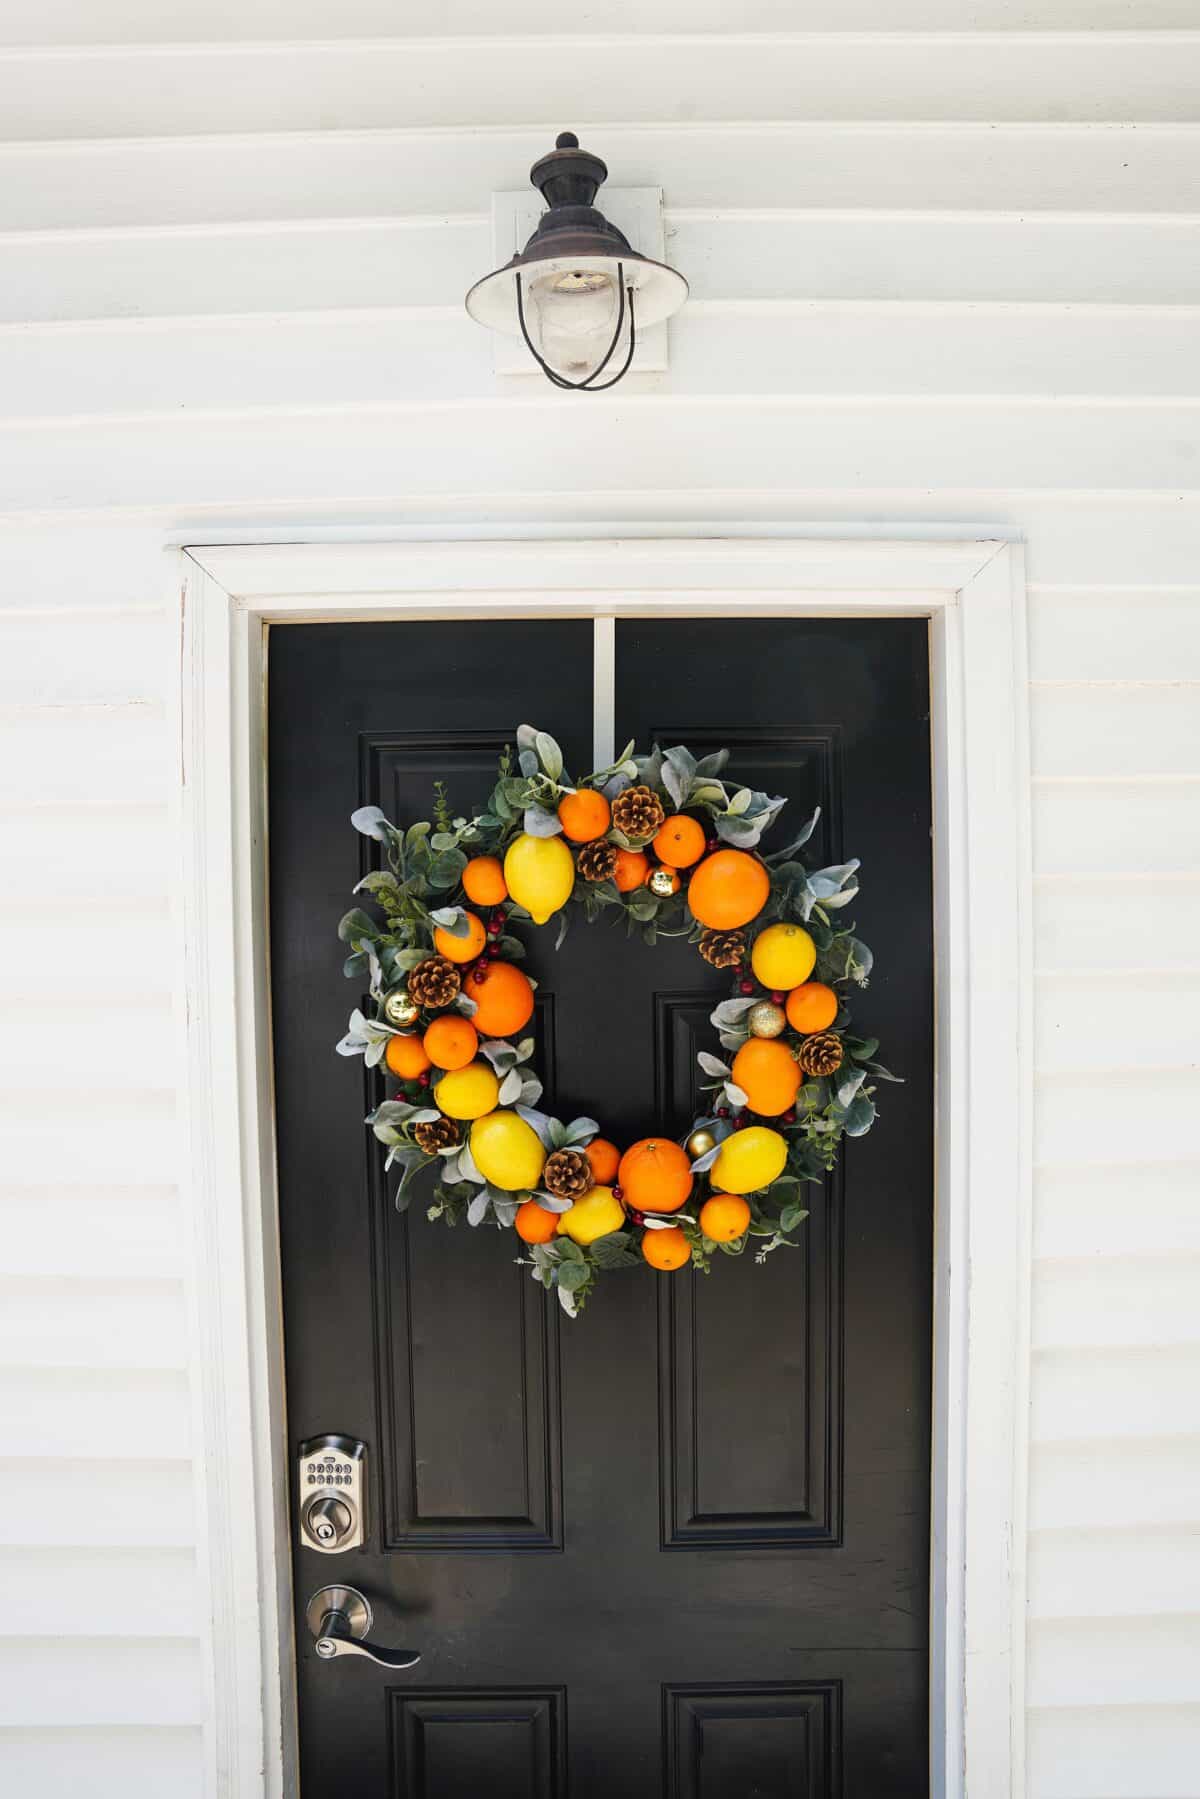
[175,533,1031,1799]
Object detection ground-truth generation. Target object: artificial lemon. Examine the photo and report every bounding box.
[470,1109,547,1191]
[750,922,817,991]
[557,1185,625,1246]
[433,1061,500,1121]
[503,832,576,926]
[710,1125,788,1195]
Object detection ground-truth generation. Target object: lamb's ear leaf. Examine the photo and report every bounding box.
[533,1191,573,1214]
[694,748,730,778]
[689,1145,720,1174]
[523,805,563,838]
[534,732,564,782]
[498,1068,523,1106]
[515,1106,557,1149]
[350,804,390,840]
[661,760,686,809]
[561,1116,599,1146]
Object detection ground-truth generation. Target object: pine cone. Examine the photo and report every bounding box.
[610,783,666,842]
[577,839,618,883]
[413,1116,460,1155]
[698,928,745,969]
[542,1148,594,1201]
[797,1032,844,1078]
[407,955,461,1010]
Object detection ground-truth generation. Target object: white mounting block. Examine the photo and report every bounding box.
[488,187,671,377]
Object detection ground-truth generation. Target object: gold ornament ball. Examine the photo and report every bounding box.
[747,1000,788,1039]
[648,866,678,898]
[686,1127,717,1160]
[383,989,419,1028]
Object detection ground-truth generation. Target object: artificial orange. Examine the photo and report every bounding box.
[557,788,611,843]
[653,814,707,869]
[618,1138,694,1215]
[649,865,681,895]
[786,981,839,1034]
[462,856,507,907]
[433,910,486,964]
[731,1037,802,1116]
[384,1033,431,1080]
[469,960,535,1038]
[699,1193,752,1243]
[514,1198,559,1244]
[687,849,771,930]
[642,1226,691,1271]
[612,848,650,893]
[422,1015,479,1071]
[585,1137,621,1184]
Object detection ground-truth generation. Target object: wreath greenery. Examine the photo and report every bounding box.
[336,726,896,1316]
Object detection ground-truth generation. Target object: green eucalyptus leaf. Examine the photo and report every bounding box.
[843,1093,877,1137]
[337,907,378,945]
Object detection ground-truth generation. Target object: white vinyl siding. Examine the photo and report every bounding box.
[0,4,1196,1794]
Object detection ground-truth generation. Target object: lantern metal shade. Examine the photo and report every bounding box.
[465,132,688,390]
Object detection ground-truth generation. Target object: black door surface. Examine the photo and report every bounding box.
[269,615,933,1798]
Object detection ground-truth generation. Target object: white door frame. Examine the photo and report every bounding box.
[175,533,1031,1799]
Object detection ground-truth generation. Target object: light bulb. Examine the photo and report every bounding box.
[528,268,621,377]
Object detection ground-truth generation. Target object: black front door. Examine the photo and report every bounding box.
[269,614,933,1798]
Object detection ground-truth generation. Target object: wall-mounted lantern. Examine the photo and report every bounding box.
[465,132,688,392]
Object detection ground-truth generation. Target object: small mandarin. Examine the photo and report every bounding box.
[422,1015,479,1071]
[433,910,487,964]
[618,1138,694,1215]
[469,960,535,1037]
[514,1198,559,1244]
[786,981,839,1034]
[649,865,681,895]
[557,788,611,843]
[384,1033,431,1080]
[585,1137,621,1184]
[462,856,508,907]
[642,1226,691,1271]
[687,849,771,930]
[699,1193,752,1243]
[653,814,707,869]
[612,848,651,892]
[730,1037,802,1117]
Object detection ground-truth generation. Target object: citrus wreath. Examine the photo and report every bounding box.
[336,726,896,1316]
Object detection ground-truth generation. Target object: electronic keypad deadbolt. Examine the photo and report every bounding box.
[298,1434,367,1554]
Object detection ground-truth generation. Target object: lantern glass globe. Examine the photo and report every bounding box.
[527,267,620,377]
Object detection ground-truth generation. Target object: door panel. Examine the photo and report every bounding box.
[269,613,933,1797]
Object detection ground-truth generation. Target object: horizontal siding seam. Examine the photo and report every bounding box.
[5,206,1200,246]
[5,29,1200,56]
